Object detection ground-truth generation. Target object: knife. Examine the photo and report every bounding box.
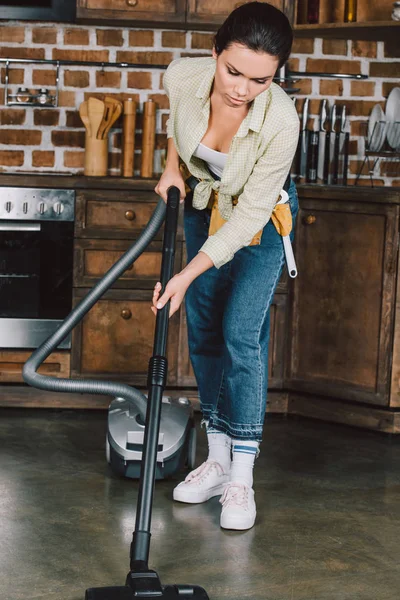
[306,124,319,183]
[323,103,335,184]
[342,109,350,185]
[317,99,327,181]
[332,105,342,185]
[299,98,309,180]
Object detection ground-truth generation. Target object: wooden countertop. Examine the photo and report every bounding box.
[0,173,399,203]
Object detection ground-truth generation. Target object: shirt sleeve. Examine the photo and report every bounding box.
[199,121,300,269]
[163,59,183,140]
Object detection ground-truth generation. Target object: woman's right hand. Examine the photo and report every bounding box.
[154,167,186,204]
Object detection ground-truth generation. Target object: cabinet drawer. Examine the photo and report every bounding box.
[77,0,186,23]
[0,350,70,383]
[71,288,179,385]
[74,239,182,289]
[75,190,183,240]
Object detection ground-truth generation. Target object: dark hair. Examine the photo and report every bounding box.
[214,1,293,70]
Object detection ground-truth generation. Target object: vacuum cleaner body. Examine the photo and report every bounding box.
[107,396,196,479]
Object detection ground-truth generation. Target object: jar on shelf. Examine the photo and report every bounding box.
[16,87,31,103]
[37,88,50,105]
[393,2,400,20]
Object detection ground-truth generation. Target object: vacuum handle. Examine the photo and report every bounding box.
[153,186,180,357]
[131,186,181,568]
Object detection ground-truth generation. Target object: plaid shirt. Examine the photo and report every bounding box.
[164,56,299,269]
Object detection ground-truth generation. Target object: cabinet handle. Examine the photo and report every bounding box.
[125,210,136,221]
[121,308,132,320]
[304,214,316,225]
[126,0,138,6]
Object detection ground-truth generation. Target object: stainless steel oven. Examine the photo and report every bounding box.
[0,187,75,349]
[0,0,75,21]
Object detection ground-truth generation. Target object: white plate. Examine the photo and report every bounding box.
[385,87,400,148]
[368,104,387,152]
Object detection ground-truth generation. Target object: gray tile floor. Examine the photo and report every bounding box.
[1,407,400,600]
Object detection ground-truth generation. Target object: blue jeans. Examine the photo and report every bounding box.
[184,179,299,441]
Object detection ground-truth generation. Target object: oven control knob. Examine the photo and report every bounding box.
[53,202,64,215]
[38,202,47,215]
[5,201,13,213]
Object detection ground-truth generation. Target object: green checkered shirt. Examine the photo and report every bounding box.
[164,56,299,269]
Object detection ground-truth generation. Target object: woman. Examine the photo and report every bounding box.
[152,1,299,531]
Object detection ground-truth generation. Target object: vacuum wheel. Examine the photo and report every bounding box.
[187,424,197,470]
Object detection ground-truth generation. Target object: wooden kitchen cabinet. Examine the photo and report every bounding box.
[187,0,289,26]
[71,288,180,385]
[287,190,399,409]
[77,0,186,25]
[77,0,295,27]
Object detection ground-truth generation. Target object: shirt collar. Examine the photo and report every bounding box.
[195,60,272,137]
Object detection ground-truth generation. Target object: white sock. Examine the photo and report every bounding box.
[230,440,259,487]
[206,428,231,473]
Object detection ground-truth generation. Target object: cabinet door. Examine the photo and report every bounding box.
[74,238,182,290]
[288,198,399,406]
[71,288,180,386]
[177,293,288,389]
[77,0,186,23]
[187,0,289,26]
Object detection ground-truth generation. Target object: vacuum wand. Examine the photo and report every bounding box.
[131,185,180,566]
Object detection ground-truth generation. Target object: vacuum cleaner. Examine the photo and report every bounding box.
[23,186,209,599]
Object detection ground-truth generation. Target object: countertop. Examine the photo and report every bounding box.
[0,173,399,203]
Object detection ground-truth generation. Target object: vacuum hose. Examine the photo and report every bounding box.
[23,198,167,421]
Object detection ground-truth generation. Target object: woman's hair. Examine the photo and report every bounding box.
[214,1,293,69]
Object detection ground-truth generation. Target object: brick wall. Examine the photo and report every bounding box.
[0,22,399,186]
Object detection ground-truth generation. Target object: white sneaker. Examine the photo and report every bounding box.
[173,460,229,504]
[219,482,256,530]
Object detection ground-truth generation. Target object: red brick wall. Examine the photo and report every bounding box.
[0,23,399,186]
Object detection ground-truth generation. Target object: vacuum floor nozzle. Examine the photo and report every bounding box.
[85,584,209,599]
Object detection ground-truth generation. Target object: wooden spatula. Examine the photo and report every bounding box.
[102,99,123,139]
[79,101,91,137]
[87,97,105,140]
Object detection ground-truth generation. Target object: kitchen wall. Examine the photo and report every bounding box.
[0,22,399,186]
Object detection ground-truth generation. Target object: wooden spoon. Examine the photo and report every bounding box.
[87,97,105,140]
[102,100,123,139]
[79,101,91,137]
[97,98,115,140]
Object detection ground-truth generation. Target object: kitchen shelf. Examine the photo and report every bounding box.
[294,20,400,40]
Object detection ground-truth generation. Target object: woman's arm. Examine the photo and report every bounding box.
[151,251,214,317]
[154,137,186,202]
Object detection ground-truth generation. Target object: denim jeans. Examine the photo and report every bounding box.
[184,178,299,441]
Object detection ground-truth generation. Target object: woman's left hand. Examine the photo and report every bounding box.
[151,274,190,318]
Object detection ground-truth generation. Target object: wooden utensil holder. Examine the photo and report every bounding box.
[84,134,108,176]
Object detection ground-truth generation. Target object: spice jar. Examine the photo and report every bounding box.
[393,2,400,20]
[16,87,31,103]
[37,88,50,105]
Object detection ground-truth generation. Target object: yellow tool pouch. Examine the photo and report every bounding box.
[179,162,292,246]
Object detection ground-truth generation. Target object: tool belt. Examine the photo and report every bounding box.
[180,163,293,246]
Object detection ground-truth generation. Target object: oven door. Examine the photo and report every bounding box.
[0,220,74,349]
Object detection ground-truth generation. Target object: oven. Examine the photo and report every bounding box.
[0,0,75,22]
[0,187,75,349]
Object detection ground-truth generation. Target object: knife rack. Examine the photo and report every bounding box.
[355,121,400,186]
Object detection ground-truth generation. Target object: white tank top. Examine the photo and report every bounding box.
[193,143,227,178]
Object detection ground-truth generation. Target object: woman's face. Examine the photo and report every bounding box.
[212,42,279,109]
